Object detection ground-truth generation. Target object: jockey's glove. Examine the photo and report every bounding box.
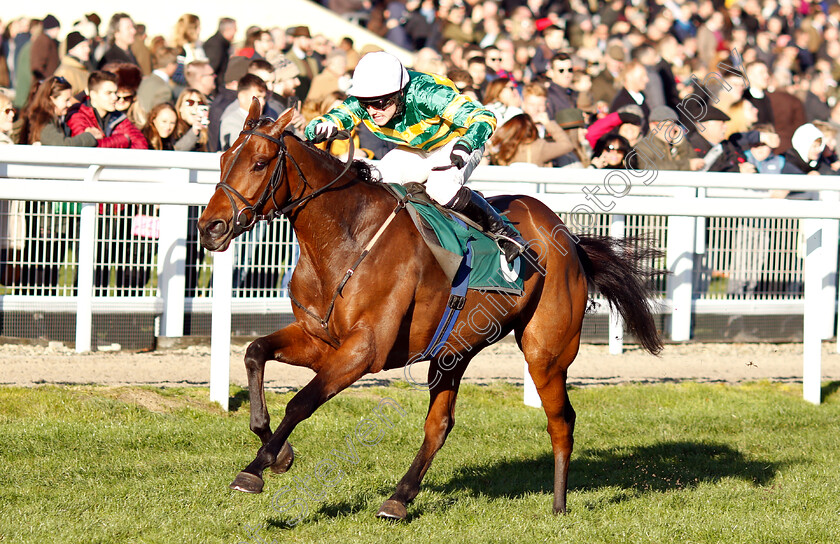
[449,142,472,169]
[311,121,338,143]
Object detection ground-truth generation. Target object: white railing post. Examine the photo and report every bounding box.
[74,164,103,353]
[819,191,839,340]
[157,168,190,338]
[666,191,696,342]
[802,219,823,405]
[210,245,234,411]
[75,201,96,353]
[609,214,626,354]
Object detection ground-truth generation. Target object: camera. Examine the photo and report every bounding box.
[197,104,210,126]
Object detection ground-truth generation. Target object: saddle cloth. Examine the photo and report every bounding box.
[387,183,524,295]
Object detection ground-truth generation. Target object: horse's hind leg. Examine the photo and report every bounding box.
[521,334,581,514]
[243,323,320,474]
[377,359,467,520]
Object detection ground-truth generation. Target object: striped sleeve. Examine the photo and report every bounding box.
[423,81,497,152]
[303,101,364,140]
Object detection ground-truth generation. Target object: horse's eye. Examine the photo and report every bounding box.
[254,160,268,171]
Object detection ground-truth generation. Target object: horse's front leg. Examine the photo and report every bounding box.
[244,323,322,473]
[231,326,378,494]
[378,358,468,520]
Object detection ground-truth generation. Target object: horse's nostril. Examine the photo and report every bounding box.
[207,220,228,236]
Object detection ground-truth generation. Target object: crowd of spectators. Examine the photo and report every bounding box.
[1,1,840,294]
[3,2,839,168]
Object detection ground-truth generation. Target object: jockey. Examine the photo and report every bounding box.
[304,51,526,263]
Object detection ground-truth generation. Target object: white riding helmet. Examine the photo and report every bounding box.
[347,51,410,99]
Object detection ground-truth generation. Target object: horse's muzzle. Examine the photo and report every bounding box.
[199,219,233,252]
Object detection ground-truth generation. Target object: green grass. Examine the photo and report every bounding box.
[1,381,839,543]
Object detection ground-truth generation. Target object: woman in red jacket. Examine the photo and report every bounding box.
[67,70,148,149]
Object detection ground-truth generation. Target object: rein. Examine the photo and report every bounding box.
[214,124,407,346]
[215,127,356,235]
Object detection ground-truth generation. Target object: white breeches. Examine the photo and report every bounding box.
[374,140,484,205]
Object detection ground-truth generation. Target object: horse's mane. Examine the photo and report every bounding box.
[244,115,377,187]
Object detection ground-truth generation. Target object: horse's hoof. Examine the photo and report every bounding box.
[229,471,264,494]
[269,441,294,474]
[376,499,407,521]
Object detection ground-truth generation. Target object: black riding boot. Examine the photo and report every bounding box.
[449,187,527,263]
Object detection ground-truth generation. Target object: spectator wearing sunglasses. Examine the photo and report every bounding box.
[175,88,210,152]
[590,134,632,169]
[545,53,579,119]
[103,62,144,129]
[305,51,526,263]
[67,70,147,149]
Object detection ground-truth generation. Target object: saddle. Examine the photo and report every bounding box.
[383,182,524,295]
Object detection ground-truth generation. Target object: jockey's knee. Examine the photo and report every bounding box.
[425,170,464,205]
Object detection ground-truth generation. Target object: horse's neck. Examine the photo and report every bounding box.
[289,151,392,276]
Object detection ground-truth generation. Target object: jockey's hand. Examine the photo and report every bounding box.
[310,121,338,143]
[450,142,472,169]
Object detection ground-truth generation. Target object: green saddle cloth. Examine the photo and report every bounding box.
[388,183,524,295]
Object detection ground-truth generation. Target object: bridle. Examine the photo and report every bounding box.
[213,122,408,346]
[214,125,355,235]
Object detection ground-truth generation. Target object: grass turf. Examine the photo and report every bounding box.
[1,380,839,543]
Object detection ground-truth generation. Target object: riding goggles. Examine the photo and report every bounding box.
[357,93,399,111]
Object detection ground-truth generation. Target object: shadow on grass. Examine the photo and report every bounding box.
[228,388,250,413]
[261,440,785,528]
[822,381,840,403]
[427,440,783,501]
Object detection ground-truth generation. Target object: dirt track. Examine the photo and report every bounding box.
[3,340,840,391]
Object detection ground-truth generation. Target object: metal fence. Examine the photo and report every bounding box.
[1,148,837,344]
[3,147,840,405]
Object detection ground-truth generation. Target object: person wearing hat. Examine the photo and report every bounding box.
[284,26,320,103]
[782,123,836,177]
[590,42,626,110]
[585,105,644,149]
[54,32,91,96]
[641,105,702,171]
[688,105,759,173]
[137,47,178,116]
[30,14,61,83]
[552,108,590,168]
[305,51,526,263]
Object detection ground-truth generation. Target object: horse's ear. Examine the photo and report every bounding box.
[267,107,297,137]
[244,97,262,126]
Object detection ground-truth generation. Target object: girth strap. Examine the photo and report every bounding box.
[418,218,473,360]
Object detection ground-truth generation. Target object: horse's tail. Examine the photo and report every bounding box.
[574,235,664,355]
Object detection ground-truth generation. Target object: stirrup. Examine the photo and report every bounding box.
[496,233,527,264]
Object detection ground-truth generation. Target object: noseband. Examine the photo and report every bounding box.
[215,126,354,235]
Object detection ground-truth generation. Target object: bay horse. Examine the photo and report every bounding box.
[198,102,662,520]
